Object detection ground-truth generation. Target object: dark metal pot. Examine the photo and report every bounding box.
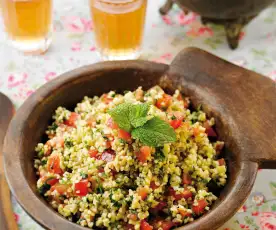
[160,0,275,49]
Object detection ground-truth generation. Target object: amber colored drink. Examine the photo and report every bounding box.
[1,0,53,54]
[90,0,147,60]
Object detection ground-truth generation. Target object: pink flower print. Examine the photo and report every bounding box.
[162,15,173,25]
[268,70,276,81]
[238,205,247,213]
[45,72,57,82]
[63,16,93,33]
[7,73,28,89]
[14,213,19,223]
[198,26,213,36]
[13,85,34,100]
[240,224,250,229]
[178,12,197,26]
[258,212,276,230]
[152,53,173,64]
[250,192,265,206]
[90,46,96,52]
[239,31,245,40]
[252,211,260,216]
[71,42,81,51]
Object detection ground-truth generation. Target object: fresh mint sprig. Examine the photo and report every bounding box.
[108,102,176,147]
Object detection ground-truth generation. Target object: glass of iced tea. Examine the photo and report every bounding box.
[1,0,53,54]
[89,0,147,60]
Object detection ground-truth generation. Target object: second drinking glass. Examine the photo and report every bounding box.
[89,0,147,61]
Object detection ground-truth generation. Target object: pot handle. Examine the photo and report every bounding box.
[166,47,276,169]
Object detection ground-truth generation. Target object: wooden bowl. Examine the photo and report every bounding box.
[3,47,276,230]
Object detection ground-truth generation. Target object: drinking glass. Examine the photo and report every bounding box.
[1,0,53,54]
[89,0,147,60]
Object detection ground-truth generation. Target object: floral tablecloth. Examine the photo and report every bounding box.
[0,0,276,229]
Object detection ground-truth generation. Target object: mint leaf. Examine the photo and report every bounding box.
[108,103,132,132]
[130,103,150,128]
[131,117,176,147]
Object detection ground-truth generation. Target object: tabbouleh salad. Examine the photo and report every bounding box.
[34,86,227,230]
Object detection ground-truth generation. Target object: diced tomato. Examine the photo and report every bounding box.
[64,112,79,127]
[193,127,202,136]
[203,121,217,137]
[87,116,96,127]
[138,187,148,200]
[50,183,69,194]
[98,167,105,173]
[125,224,135,230]
[150,201,167,213]
[156,94,172,110]
[89,149,98,158]
[169,187,193,201]
[74,179,88,196]
[46,178,59,186]
[170,119,182,129]
[182,173,192,185]
[136,146,151,163]
[192,199,208,215]
[177,94,189,108]
[150,181,159,190]
[178,209,192,218]
[98,150,115,162]
[45,141,52,156]
[218,158,226,166]
[140,220,153,230]
[215,142,224,154]
[107,117,119,129]
[48,154,63,175]
[118,129,132,143]
[159,221,175,230]
[129,214,138,221]
[102,94,113,104]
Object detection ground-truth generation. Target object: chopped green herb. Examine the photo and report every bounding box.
[64,139,74,148]
[41,159,47,165]
[171,115,177,120]
[154,150,165,161]
[48,122,58,132]
[80,172,88,179]
[109,193,122,208]
[97,185,104,194]
[38,183,51,196]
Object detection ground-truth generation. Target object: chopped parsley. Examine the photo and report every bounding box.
[38,183,51,196]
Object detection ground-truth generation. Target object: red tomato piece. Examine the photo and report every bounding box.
[192,199,208,215]
[102,94,113,104]
[140,220,153,230]
[150,181,159,190]
[45,141,52,156]
[169,187,193,201]
[48,154,63,175]
[125,224,135,230]
[107,117,119,129]
[89,149,98,158]
[74,179,88,196]
[118,129,132,143]
[138,187,148,200]
[159,221,175,230]
[46,178,59,186]
[170,119,182,129]
[64,112,79,127]
[136,146,151,163]
[203,121,217,137]
[156,94,172,110]
[182,173,192,185]
[50,184,70,194]
[150,201,167,213]
[98,150,115,162]
[193,127,202,136]
[87,116,96,127]
[218,158,226,166]
[129,214,138,221]
[178,209,192,218]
